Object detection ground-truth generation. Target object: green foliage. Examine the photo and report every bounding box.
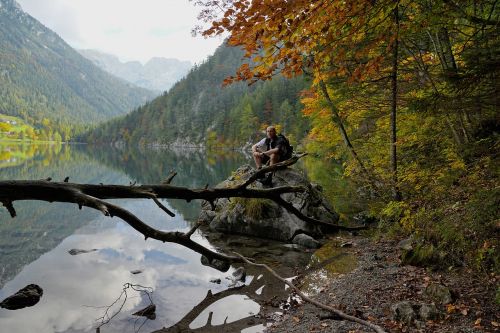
[400,243,444,268]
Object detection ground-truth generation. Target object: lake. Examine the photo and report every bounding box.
[0,143,316,333]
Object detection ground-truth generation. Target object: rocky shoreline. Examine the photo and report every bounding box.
[264,236,499,333]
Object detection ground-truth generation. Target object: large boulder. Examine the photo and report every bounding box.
[199,165,339,242]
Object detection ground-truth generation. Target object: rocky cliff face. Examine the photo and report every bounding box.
[199,165,339,248]
[79,49,191,93]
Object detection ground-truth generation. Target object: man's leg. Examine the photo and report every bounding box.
[253,152,263,168]
[269,153,280,165]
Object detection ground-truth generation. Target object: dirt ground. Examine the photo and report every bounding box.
[264,237,499,333]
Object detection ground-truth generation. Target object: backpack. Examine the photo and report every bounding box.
[266,134,293,160]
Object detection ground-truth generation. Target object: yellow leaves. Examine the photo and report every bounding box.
[447,303,470,316]
[446,303,457,313]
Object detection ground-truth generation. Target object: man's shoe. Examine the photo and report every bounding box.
[257,173,273,187]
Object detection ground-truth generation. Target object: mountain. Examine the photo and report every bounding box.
[79,49,192,93]
[0,0,156,128]
[86,43,310,146]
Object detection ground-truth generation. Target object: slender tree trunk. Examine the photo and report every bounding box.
[318,80,378,193]
[390,4,402,201]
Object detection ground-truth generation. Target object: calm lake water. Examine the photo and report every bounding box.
[0,143,315,333]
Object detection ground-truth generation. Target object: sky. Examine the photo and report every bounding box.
[16,0,225,64]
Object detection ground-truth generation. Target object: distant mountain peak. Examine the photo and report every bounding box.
[79,49,192,93]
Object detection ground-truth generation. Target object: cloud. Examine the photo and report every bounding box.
[16,0,225,63]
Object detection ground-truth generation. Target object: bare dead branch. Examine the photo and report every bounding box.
[233,252,387,333]
[93,283,154,333]
[186,221,202,238]
[1,200,16,217]
[161,171,177,184]
[151,197,175,217]
[0,155,363,264]
[238,153,308,188]
[272,196,366,231]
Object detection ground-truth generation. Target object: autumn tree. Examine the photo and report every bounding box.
[193,0,411,193]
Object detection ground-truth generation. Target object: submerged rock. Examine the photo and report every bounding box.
[68,248,98,256]
[292,233,321,249]
[232,267,247,282]
[200,255,231,272]
[199,165,339,243]
[0,284,43,310]
[419,303,440,321]
[132,304,156,320]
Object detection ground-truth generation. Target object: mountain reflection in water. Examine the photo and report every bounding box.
[0,143,311,333]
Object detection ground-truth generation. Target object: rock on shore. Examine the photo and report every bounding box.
[198,165,339,247]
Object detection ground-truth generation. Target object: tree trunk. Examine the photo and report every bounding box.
[318,80,379,193]
[390,4,402,201]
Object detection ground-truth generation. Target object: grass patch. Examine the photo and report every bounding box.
[230,197,277,219]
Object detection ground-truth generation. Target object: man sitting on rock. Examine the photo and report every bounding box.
[252,125,289,169]
[252,126,293,186]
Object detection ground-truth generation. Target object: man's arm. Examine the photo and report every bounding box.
[263,147,279,156]
[253,138,266,153]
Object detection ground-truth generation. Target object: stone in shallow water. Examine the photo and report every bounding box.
[68,248,98,255]
[132,304,156,320]
[200,255,230,272]
[232,267,247,282]
[0,284,43,310]
[292,233,320,249]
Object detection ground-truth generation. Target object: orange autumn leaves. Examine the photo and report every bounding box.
[198,0,397,86]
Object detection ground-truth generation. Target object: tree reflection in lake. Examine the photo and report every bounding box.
[0,143,311,333]
[81,145,249,220]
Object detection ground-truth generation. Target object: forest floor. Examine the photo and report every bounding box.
[264,236,499,333]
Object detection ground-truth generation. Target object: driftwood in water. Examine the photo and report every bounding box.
[0,154,362,264]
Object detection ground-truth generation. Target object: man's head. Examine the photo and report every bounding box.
[266,126,277,139]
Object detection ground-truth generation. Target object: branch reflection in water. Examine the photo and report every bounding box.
[0,143,310,333]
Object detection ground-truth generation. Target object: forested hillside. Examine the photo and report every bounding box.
[0,0,155,139]
[86,44,310,146]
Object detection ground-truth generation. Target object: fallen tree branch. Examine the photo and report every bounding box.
[234,252,387,333]
[0,154,363,264]
[238,153,308,188]
[90,283,154,333]
[272,196,366,231]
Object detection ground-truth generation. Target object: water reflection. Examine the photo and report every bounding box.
[0,143,311,333]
